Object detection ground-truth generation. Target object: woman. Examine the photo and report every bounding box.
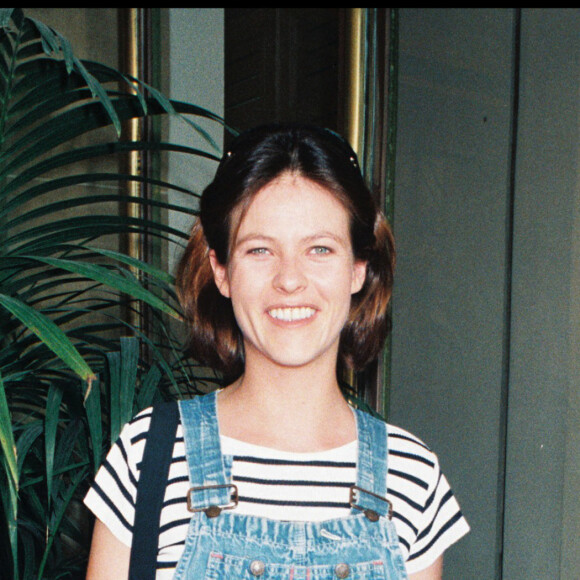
[85,124,469,579]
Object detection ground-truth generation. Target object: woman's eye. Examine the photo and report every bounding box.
[311,246,332,255]
[248,247,269,255]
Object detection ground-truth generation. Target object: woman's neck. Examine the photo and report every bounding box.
[216,357,356,452]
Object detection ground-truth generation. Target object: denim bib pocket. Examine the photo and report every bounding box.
[203,551,388,580]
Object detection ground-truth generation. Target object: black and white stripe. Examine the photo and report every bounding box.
[84,409,469,578]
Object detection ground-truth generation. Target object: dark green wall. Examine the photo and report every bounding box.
[389,8,579,579]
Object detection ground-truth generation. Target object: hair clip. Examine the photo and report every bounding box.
[350,156,358,166]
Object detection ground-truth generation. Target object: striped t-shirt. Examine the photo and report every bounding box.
[84,408,469,577]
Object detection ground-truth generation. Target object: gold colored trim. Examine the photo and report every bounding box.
[342,9,367,392]
[344,8,366,156]
[122,8,144,331]
[126,8,142,265]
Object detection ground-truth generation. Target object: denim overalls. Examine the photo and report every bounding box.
[173,392,408,579]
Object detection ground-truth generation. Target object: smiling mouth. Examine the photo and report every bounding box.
[268,307,316,322]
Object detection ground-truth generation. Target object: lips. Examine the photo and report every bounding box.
[268,306,316,322]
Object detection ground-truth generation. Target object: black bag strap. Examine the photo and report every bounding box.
[129,400,180,580]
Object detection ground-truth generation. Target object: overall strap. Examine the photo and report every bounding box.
[179,392,233,512]
[352,409,391,518]
[129,400,180,580]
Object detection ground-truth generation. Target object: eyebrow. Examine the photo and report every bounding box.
[235,232,349,247]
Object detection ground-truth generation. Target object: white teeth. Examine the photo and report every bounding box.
[269,307,315,322]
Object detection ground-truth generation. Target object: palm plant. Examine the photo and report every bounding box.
[0,8,225,578]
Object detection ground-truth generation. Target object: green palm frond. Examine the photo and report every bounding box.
[0,8,225,578]
[0,8,223,378]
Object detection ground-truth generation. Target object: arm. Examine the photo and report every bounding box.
[86,519,130,580]
[408,555,443,580]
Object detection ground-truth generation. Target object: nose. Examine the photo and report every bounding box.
[272,255,307,294]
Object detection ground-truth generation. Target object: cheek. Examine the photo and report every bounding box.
[226,266,260,311]
[316,267,360,307]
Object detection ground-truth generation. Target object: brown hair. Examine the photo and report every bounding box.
[175,124,395,381]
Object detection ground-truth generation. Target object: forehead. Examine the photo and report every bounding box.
[232,173,351,238]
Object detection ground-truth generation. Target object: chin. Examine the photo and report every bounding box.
[262,346,338,371]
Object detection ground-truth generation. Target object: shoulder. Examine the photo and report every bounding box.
[383,422,470,573]
[100,403,181,478]
[357,411,438,475]
[128,402,180,440]
[125,406,154,440]
[385,422,442,502]
[101,407,155,472]
[82,408,155,545]
[386,423,437,471]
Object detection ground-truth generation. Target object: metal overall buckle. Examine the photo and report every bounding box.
[349,485,393,521]
[186,483,239,518]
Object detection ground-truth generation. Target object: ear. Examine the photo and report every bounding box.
[209,250,231,298]
[351,260,367,295]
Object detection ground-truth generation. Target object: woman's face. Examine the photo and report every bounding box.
[210,173,367,372]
